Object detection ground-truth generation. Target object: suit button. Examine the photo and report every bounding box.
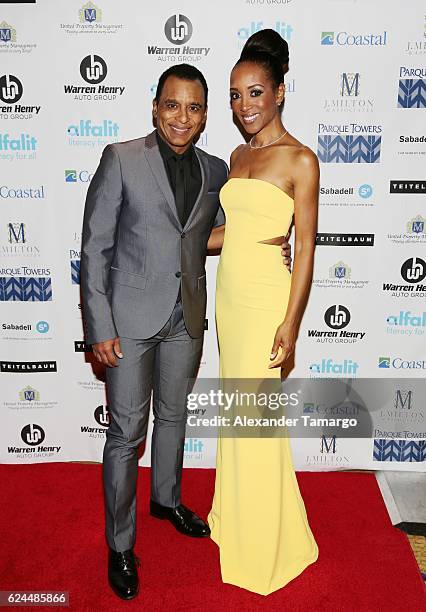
[181,232,186,239]
[175,271,181,278]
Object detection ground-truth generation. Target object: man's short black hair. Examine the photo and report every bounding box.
[155,63,208,106]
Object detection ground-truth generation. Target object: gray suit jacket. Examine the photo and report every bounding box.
[81,130,227,344]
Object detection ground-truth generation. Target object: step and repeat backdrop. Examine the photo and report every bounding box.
[1,0,425,470]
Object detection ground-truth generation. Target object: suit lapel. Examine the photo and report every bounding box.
[144,130,181,227]
[184,147,210,230]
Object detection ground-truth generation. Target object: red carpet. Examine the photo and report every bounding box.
[0,464,424,611]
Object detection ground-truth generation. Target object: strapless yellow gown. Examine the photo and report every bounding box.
[208,178,318,595]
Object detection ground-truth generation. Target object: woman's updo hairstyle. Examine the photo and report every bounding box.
[236,49,284,91]
[240,28,289,76]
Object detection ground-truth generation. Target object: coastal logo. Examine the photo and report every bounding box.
[79,2,101,23]
[238,20,293,43]
[317,123,381,163]
[0,185,45,199]
[21,423,45,446]
[0,21,16,43]
[390,180,426,194]
[316,233,374,246]
[19,386,40,402]
[164,14,193,45]
[398,67,426,108]
[0,74,23,103]
[70,250,81,284]
[321,30,387,47]
[309,358,359,376]
[148,15,210,61]
[378,356,426,371]
[65,169,94,183]
[323,73,374,113]
[373,439,425,462]
[386,311,426,336]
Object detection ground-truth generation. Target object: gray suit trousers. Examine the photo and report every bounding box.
[103,299,203,552]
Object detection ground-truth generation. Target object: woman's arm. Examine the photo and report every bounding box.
[207,224,225,251]
[269,147,319,368]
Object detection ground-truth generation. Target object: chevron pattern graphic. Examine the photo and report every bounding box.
[0,277,52,301]
[71,260,80,285]
[397,79,426,108]
[373,439,425,462]
[317,135,381,163]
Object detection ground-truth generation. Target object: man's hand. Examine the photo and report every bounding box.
[281,232,292,272]
[92,337,123,367]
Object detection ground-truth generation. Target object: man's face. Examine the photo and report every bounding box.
[153,76,207,154]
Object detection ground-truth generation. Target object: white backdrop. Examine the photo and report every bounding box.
[1,0,425,470]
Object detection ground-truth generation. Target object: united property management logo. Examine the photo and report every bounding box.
[67,119,119,147]
[317,123,381,163]
[309,358,359,377]
[60,3,123,36]
[0,19,36,55]
[397,67,426,108]
[3,385,58,412]
[148,14,210,61]
[373,439,425,462]
[63,55,125,102]
[386,310,426,336]
[2,222,41,258]
[20,386,40,402]
[321,30,387,47]
[0,20,16,43]
[387,215,426,245]
[237,20,293,44]
[315,233,374,247]
[390,180,426,194]
[0,74,41,120]
[382,257,426,298]
[0,266,52,301]
[0,132,37,161]
[378,356,426,371]
[0,185,45,199]
[323,72,374,113]
[307,304,365,343]
[319,183,373,207]
[312,260,369,291]
[70,250,81,284]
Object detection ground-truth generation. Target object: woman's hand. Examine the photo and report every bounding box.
[268,321,297,369]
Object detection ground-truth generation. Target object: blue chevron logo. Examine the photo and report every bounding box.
[0,276,52,301]
[397,79,426,108]
[373,439,425,462]
[317,135,381,163]
[71,260,80,285]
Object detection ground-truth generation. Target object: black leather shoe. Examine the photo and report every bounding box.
[108,548,140,600]
[150,500,211,538]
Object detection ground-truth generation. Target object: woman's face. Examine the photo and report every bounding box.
[230,61,284,134]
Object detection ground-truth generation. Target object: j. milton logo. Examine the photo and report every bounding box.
[317,123,381,163]
[60,3,123,37]
[315,233,374,247]
[309,358,359,377]
[0,74,41,120]
[378,356,426,371]
[398,67,426,108]
[373,439,425,463]
[237,20,293,44]
[319,183,373,207]
[0,185,45,199]
[0,20,36,55]
[386,310,426,336]
[0,267,52,301]
[67,119,119,148]
[148,14,210,61]
[7,424,61,457]
[70,250,81,284]
[323,72,374,113]
[63,55,125,102]
[321,30,387,47]
[306,435,350,467]
[390,180,426,194]
[2,223,41,258]
[312,260,369,291]
[0,132,37,161]
[382,258,426,298]
[1,361,57,373]
[405,17,426,56]
[307,305,365,343]
[80,405,110,439]
[387,215,426,245]
[65,169,93,184]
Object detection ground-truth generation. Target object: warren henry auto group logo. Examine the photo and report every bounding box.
[63,55,125,102]
[7,424,61,458]
[0,74,41,120]
[148,14,210,61]
[307,304,365,343]
[382,257,426,298]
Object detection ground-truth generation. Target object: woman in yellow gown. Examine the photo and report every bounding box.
[207,39,319,595]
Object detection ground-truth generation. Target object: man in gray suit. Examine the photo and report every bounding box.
[81,64,227,600]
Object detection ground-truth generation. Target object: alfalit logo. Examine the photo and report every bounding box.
[390,180,426,194]
[386,310,426,336]
[63,55,125,102]
[0,74,41,120]
[148,14,210,61]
